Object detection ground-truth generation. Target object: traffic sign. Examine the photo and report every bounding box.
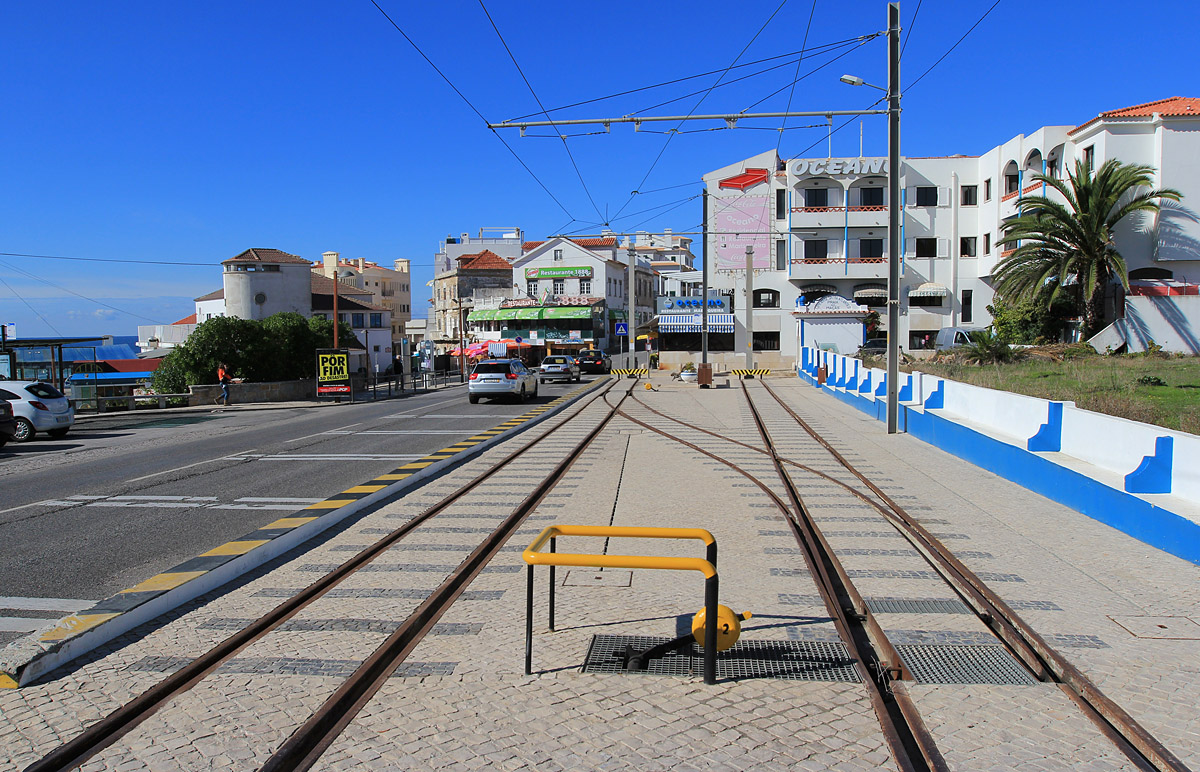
[515,336,523,344]
[614,322,629,336]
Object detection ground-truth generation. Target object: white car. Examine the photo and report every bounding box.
[468,359,539,404]
[538,355,581,383]
[0,380,75,442]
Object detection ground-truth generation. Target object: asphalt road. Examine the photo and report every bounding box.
[0,377,595,644]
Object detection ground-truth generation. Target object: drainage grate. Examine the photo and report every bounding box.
[582,635,860,682]
[866,597,971,615]
[896,644,1036,685]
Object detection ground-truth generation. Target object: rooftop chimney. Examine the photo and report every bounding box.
[357,258,365,270]
[322,251,339,278]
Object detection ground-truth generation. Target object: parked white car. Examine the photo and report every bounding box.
[468,359,539,404]
[0,381,75,442]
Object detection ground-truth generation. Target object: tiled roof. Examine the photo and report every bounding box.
[222,248,310,265]
[310,293,389,313]
[522,237,618,251]
[310,273,373,297]
[104,359,162,373]
[1071,97,1200,134]
[172,313,197,325]
[194,288,224,302]
[457,249,513,271]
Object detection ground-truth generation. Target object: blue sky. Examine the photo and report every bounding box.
[2,0,1197,339]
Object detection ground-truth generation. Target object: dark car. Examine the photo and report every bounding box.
[576,349,611,373]
[857,338,887,357]
[0,399,16,448]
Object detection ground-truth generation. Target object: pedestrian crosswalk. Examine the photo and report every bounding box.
[0,597,92,633]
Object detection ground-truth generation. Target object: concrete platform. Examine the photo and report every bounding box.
[2,377,1197,771]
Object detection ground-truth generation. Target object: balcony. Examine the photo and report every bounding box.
[792,205,887,229]
[789,257,888,281]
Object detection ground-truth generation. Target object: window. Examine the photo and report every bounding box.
[753,289,779,308]
[579,278,591,294]
[775,239,787,270]
[915,238,937,258]
[1005,173,1019,194]
[915,187,938,207]
[860,239,884,259]
[960,237,977,257]
[752,332,781,351]
[527,280,538,297]
[804,188,828,208]
[984,233,991,254]
[553,279,565,294]
[776,189,787,220]
[909,294,943,308]
[804,240,827,261]
[370,313,383,328]
[263,264,280,272]
[1083,145,1095,169]
[859,187,884,207]
[553,249,563,262]
[338,313,348,323]
[351,313,365,327]
[1047,158,1060,178]
[961,185,977,206]
[984,178,992,201]
[961,290,973,324]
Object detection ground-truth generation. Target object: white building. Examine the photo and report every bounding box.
[701,96,1200,365]
[311,252,413,345]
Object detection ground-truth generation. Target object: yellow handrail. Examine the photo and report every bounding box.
[523,525,716,578]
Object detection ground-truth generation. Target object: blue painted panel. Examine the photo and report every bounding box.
[1125,436,1173,494]
[1027,402,1064,452]
[898,374,912,402]
[923,379,944,410]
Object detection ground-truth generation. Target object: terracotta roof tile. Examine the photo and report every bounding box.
[172,313,197,325]
[1071,96,1200,134]
[310,273,373,297]
[457,249,513,271]
[104,359,162,373]
[222,248,310,265]
[194,288,224,302]
[523,237,618,251]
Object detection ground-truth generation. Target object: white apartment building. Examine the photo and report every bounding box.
[702,97,1200,366]
[312,253,413,343]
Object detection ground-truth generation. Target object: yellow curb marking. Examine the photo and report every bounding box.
[266,516,320,528]
[201,540,269,556]
[375,473,411,481]
[307,499,356,509]
[0,673,18,689]
[120,572,208,594]
[38,613,122,642]
[397,462,434,470]
[343,485,386,494]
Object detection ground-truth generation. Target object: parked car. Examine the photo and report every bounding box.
[0,399,16,448]
[857,338,887,356]
[468,359,539,403]
[538,355,581,383]
[0,381,75,442]
[576,349,611,374]
[935,326,984,351]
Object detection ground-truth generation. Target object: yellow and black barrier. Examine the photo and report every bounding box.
[732,369,771,378]
[611,368,649,377]
[523,524,744,685]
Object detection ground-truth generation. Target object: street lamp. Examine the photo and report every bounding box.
[840,3,900,434]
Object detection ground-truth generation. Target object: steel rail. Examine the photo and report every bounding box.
[739,381,945,772]
[755,380,1191,772]
[259,382,635,772]
[605,391,938,772]
[24,380,620,772]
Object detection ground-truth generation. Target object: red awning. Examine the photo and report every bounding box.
[719,168,769,190]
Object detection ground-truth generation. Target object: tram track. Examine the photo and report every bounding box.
[610,380,1190,772]
[23,379,632,772]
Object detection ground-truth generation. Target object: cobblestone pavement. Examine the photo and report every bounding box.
[2,377,1197,771]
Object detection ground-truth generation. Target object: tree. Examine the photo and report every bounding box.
[963,328,1024,365]
[994,158,1181,338]
[986,294,1073,345]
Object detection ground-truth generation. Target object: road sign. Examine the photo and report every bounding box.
[614,322,628,336]
[515,336,523,344]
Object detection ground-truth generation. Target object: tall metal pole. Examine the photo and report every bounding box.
[701,189,709,366]
[626,245,636,372]
[458,300,466,383]
[745,245,755,373]
[886,1,902,434]
[332,267,340,350]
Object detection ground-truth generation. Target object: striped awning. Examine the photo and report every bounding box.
[704,313,734,333]
[798,284,837,295]
[853,283,888,300]
[658,313,700,332]
[907,282,949,298]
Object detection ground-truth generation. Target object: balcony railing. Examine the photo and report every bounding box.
[790,257,886,265]
[790,205,887,213]
[1001,189,1020,202]
[1022,181,1043,195]
[1000,248,1017,258]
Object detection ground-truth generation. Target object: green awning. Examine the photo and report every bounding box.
[543,306,593,320]
[467,309,497,321]
[512,308,544,320]
[608,309,627,320]
[494,308,522,321]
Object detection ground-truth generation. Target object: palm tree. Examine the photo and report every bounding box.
[994,158,1181,338]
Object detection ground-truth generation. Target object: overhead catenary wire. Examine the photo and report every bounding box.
[776,0,819,157]
[0,258,164,326]
[0,273,65,337]
[477,0,606,222]
[366,0,576,221]
[908,0,1003,90]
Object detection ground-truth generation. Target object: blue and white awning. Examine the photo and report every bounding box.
[704,313,734,333]
[657,313,735,333]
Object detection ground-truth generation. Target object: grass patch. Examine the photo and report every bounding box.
[868,345,1200,435]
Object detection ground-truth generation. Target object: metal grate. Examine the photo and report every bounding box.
[582,635,860,682]
[896,644,1036,685]
[866,597,971,614]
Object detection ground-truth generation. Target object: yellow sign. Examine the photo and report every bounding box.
[318,352,349,382]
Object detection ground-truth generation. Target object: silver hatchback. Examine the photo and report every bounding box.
[468,359,539,404]
[538,355,581,383]
[0,380,75,442]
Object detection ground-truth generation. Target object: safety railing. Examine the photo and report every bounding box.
[522,525,723,683]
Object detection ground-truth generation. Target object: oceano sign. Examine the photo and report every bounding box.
[791,158,886,177]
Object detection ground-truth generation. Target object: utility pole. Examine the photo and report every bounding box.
[745,245,755,374]
[701,189,709,367]
[886,1,902,434]
[626,244,636,373]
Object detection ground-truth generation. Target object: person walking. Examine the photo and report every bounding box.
[216,362,231,406]
[394,355,404,391]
